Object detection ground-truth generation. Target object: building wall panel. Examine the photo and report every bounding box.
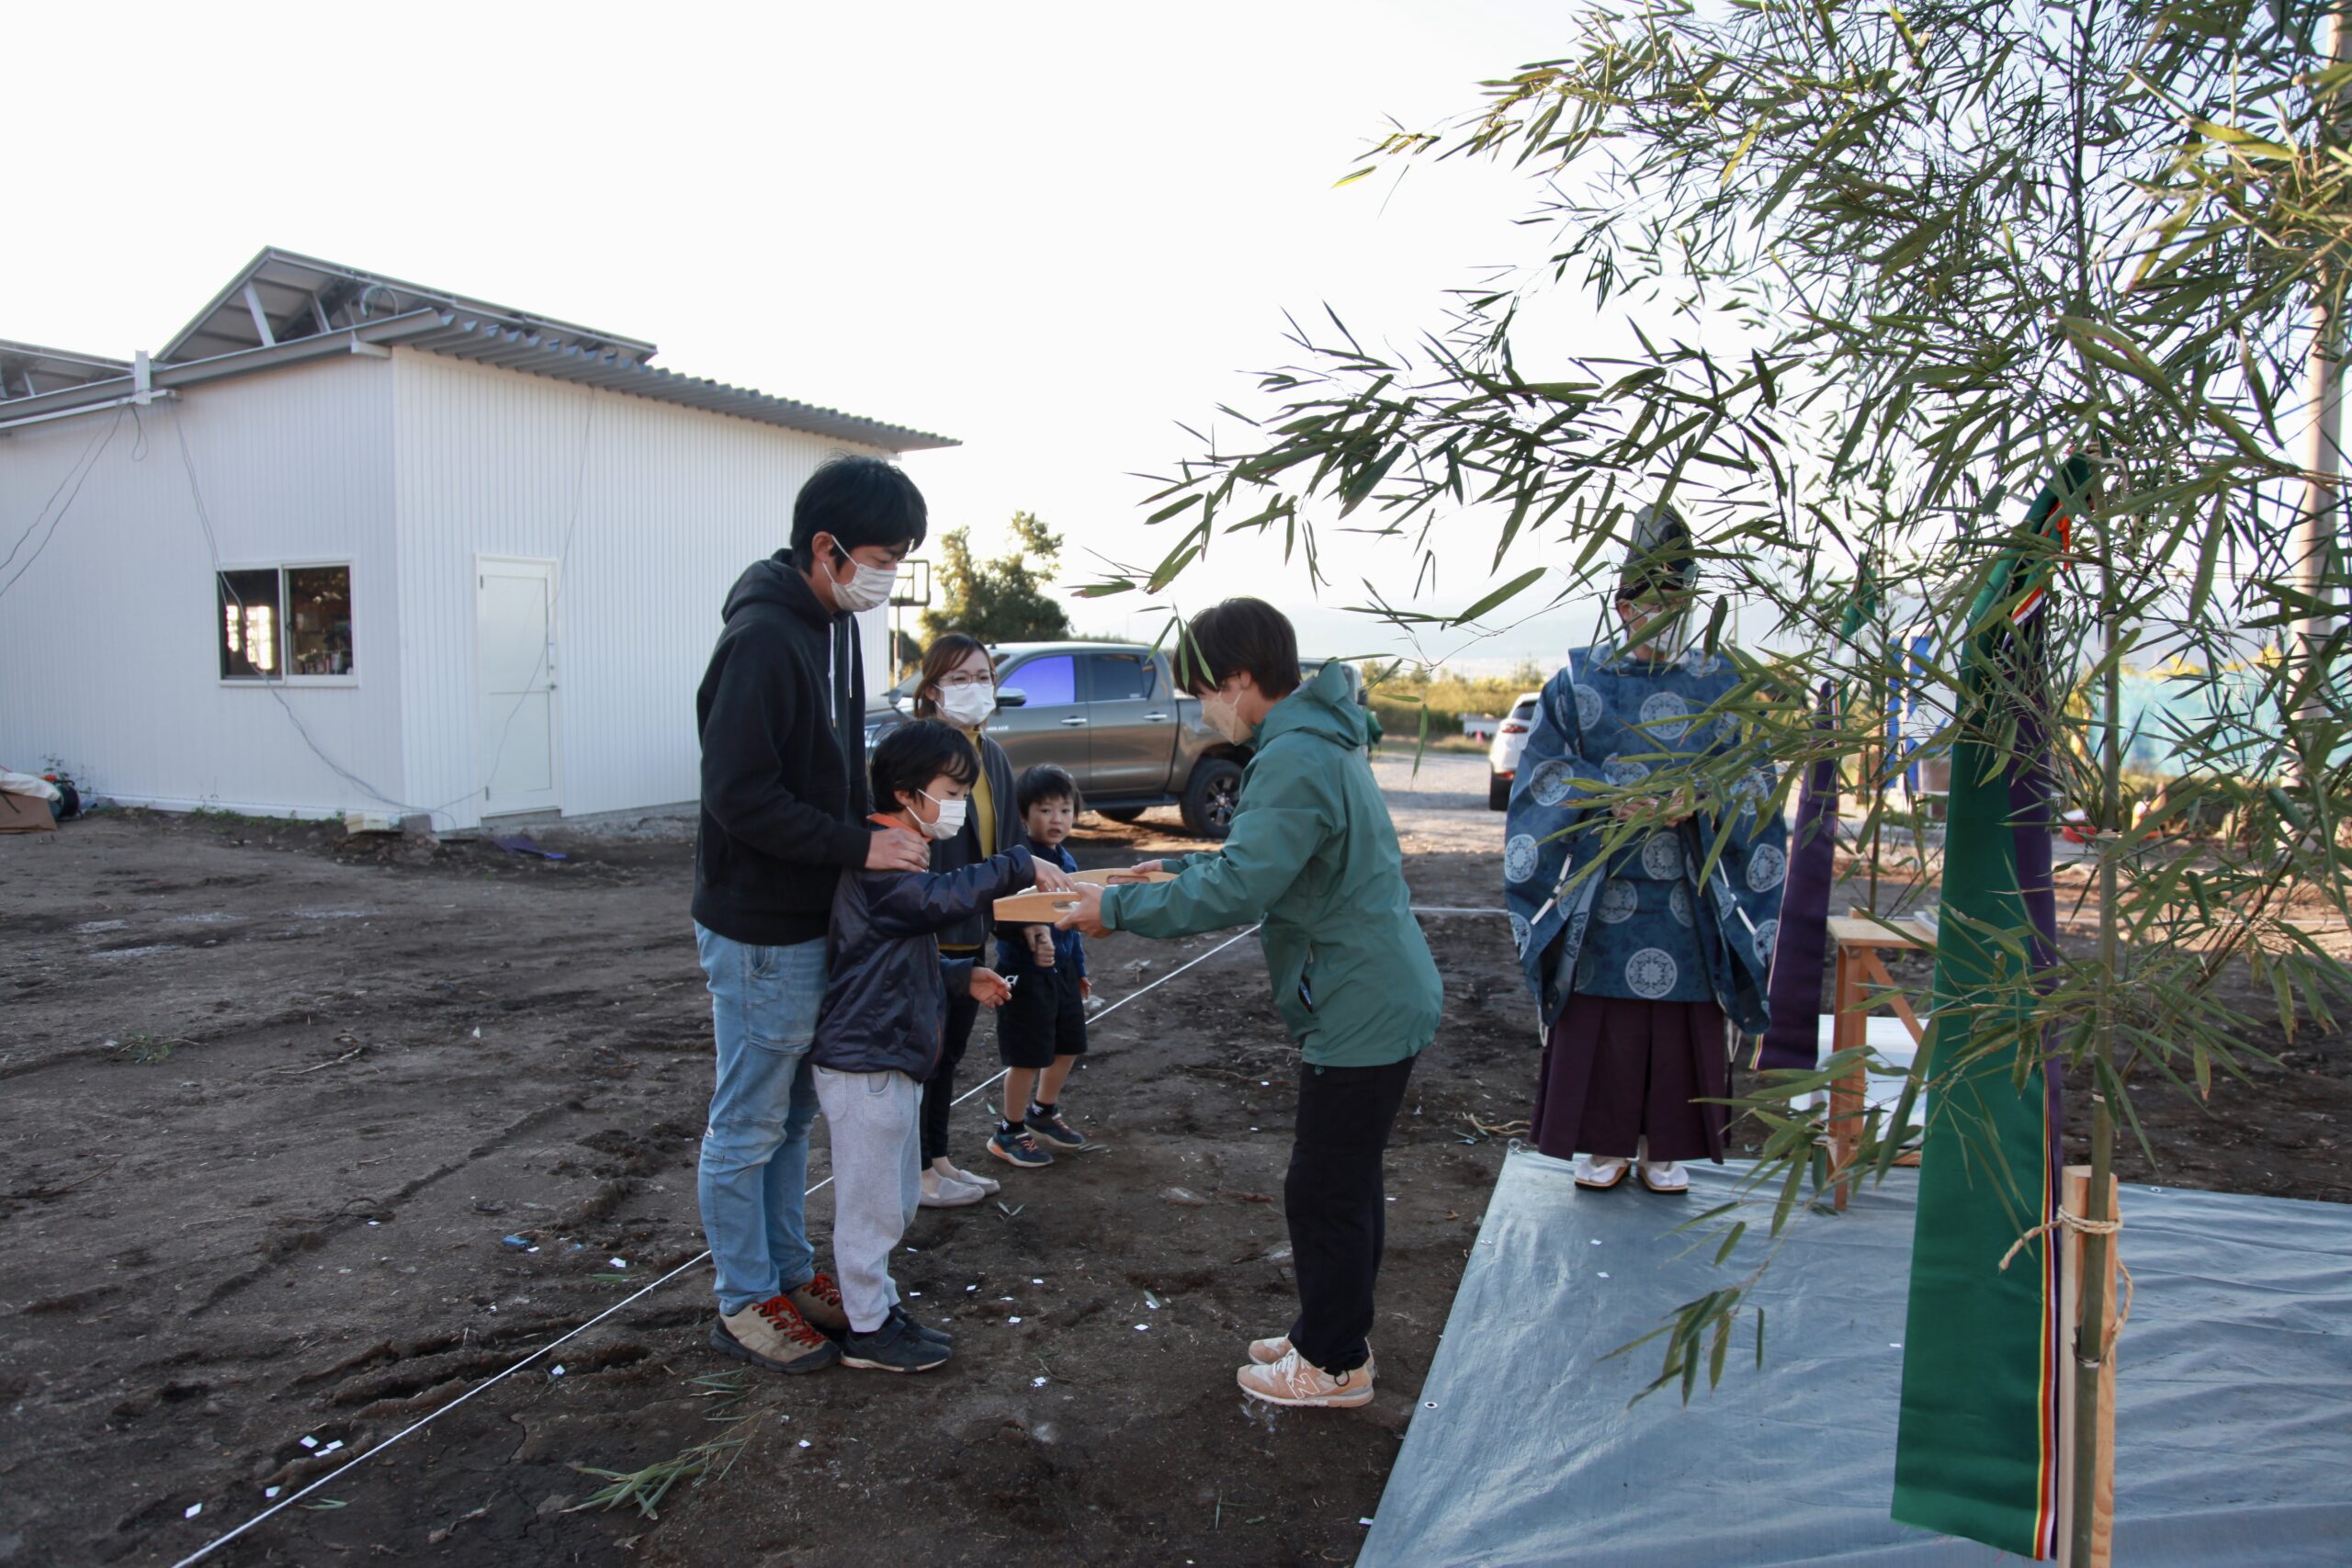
[390,351,897,829]
[0,357,403,817]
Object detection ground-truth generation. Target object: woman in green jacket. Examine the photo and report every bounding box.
[1058,598,1442,1410]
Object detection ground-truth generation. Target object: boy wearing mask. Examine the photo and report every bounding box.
[812,721,1075,1371]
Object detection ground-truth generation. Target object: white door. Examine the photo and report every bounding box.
[476,558,560,817]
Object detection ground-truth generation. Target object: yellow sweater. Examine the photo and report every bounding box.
[944,727,995,954]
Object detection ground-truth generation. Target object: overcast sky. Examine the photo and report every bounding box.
[7,1,1672,673]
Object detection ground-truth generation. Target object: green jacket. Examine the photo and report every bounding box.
[1102,661,1442,1066]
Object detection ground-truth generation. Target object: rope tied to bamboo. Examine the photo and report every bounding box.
[1998,1208,2134,1350]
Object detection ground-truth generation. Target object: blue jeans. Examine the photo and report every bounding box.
[694,923,825,1315]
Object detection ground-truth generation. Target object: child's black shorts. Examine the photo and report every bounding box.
[997,963,1087,1069]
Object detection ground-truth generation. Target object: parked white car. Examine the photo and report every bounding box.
[1487,692,1544,809]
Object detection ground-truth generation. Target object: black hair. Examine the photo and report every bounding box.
[1016,763,1083,818]
[913,632,990,719]
[870,718,978,810]
[789,456,929,571]
[1174,597,1300,699]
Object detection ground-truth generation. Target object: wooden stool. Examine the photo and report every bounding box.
[1824,911,1938,1210]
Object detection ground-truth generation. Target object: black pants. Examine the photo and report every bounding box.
[1285,1054,1417,1375]
[919,985,982,1165]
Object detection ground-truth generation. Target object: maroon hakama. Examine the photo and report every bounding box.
[1531,995,1729,1164]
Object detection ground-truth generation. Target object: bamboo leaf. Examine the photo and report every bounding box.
[1451,566,1549,627]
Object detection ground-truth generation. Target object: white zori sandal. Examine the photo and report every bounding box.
[1573,1154,1631,1190]
[1637,1159,1690,1194]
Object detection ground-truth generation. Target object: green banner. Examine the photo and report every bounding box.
[1890,460,2086,1558]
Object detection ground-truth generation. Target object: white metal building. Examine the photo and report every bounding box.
[0,250,952,829]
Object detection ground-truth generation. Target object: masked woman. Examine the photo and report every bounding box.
[1502,507,1788,1193]
[906,633,1029,1208]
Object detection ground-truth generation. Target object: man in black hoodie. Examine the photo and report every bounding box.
[693,456,929,1376]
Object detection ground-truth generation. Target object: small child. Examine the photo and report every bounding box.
[811,721,1072,1372]
[989,765,1094,1168]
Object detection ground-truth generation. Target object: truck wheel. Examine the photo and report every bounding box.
[1488,771,1512,811]
[1181,759,1245,840]
[1096,807,1147,824]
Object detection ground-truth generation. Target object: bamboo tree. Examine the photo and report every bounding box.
[2077,483,2124,1566]
[1086,0,2352,1475]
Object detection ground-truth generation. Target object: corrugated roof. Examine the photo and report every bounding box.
[3,250,957,453]
[404,314,956,450]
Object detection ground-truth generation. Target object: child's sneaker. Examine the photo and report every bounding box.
[889,1302,954,1348]
[841,1314,952,1373]
[988,1127,1054,1168]
[711,1294,840,1375]
[1025,1105,1088,1150]
[1236,1346,1374,1408]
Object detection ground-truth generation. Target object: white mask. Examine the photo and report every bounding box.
[826,543,897,614]
[1200,689,1252,744]
[919,790,968,841]
[937,682,997,729]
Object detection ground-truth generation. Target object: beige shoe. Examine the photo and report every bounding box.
[711,1294,839,1374]
[944,1161,1001,1196]
[786,1272,851,1337]
[920,1168,986,1209]
[1237,1347,1374,1408]
[1248,1337,1375,1379]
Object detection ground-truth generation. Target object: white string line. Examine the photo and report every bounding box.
[1408,905,1509,916]
[169,920,1263,1568]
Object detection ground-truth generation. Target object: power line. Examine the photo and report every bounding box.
[0,409,124,601]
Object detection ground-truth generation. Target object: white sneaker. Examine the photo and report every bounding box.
[1250,1336,1374,1378]
[1573,1154,1630,1190]
[1237,1347,1374,1408]
[918,1169,986,1209]
[944,1161,1001,1196]
[1637,1159,1690,1194]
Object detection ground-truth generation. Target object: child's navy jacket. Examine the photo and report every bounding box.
[994,842,1088,978]
[815,821,1035,1078]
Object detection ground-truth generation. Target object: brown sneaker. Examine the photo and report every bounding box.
[1249,1337,1374,1379]
[1237,1347,1374,1408]
[788,1273,852,1338]
[711,1293,839,1374]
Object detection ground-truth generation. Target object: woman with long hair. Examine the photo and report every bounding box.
[905,633,1029,1207]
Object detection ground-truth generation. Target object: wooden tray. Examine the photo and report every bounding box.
[993,868,1172,922]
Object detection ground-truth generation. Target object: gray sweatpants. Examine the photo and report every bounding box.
[812,1065,923,1333]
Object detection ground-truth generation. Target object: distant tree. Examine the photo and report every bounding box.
[890,627,923,680]
[921,512,1074,644]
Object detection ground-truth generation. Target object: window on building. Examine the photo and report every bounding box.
[218,565,354,681]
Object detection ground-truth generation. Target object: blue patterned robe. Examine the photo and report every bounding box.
[1503,638,1789,1035]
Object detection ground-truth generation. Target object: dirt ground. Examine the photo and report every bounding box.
[0,758,1534,1568]
[3,753,2344,1567]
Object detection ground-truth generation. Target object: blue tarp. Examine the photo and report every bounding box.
[1361,1153,2352,1567]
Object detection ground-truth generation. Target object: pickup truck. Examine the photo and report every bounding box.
[865,641,1365,840]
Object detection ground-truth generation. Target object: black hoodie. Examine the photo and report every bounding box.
[691,555,873,946]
